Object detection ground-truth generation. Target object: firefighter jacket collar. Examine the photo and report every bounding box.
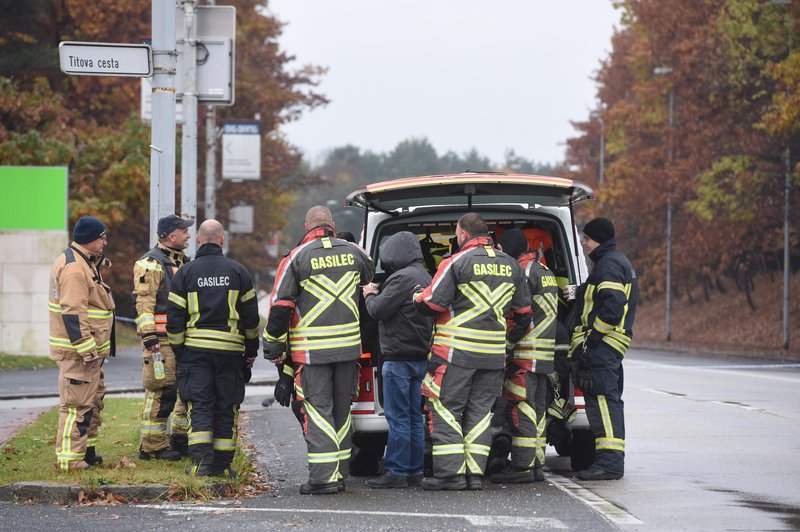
[196,242,223,258]
[156,242,187,264]
[300,224,336,245]
[458,234,494,253]
[517,250,537,266]
[589,238,617,262]
[70,241,101,261]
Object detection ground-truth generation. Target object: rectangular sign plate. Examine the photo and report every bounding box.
[59,41,153,77]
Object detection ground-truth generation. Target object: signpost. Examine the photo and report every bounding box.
[59,42,152,77]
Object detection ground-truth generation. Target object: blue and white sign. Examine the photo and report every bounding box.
[222,121,261,180]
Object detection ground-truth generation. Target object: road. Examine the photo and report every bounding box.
[1,347,799,530]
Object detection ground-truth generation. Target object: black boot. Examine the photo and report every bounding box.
[184,463,216,477]
[366,473,408,489]
[139,446,181,461]
[84,446,103,466]
[299,482,338,495]
[169,434,190,458]
[421,475,467,491]
[466,475,483,491]
[491,465,535,484]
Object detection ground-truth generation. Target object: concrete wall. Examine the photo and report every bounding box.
[0,231,67,355]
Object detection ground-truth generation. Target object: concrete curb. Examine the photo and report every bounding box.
[0,480,232,503]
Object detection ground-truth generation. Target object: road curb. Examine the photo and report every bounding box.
[0,480,232,503]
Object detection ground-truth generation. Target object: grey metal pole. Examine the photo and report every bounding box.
[150,0,178,248]
[205,106,217,220]
[665,87,674,342]
[784,147,791,349]
[598,116,605,186]
[181,0,198,257]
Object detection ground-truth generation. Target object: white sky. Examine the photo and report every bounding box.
[267,1,619,166]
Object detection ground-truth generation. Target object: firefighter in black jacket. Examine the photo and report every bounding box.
[570,217,637,481]
[166,219,260,477]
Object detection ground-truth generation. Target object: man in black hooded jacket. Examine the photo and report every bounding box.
[570,217,637,481]
[362,231,433,488]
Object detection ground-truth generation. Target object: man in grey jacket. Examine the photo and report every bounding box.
[362,231,433,488]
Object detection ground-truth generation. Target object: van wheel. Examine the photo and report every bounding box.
[349,432,387,476]
[570,429,595,471]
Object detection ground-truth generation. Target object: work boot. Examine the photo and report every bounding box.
[491,465,535,485]
[213,466,238,480]
[533,466,545,482]
[576,467,623,481]
[299,482,339,495]
[84,446,103,466]
[139,446,181,461]
[466,475,483,491]
[184,463,216,477]
[57,460,89,472]
[408,474,423,486]
[366,473,408,489]
[169,434,190,458]
[421,475,467,491]
[337,480,346,492]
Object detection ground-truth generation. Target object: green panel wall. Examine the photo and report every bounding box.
[0,166,68,230]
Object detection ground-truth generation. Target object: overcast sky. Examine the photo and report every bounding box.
[267,1,620,166]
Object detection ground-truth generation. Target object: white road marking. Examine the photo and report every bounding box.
[548,475,643,526]
[134,503,567,528]
[627,360,800,384]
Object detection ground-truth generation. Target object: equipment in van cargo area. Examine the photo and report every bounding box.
[342,173,596,475]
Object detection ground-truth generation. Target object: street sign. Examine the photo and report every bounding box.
[59,41,153,77]
[222,121,261,180]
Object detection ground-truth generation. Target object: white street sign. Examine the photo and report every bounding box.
[222,122,261,180]
[59,41,153,77]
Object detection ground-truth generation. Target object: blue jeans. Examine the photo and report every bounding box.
[382,360,426,477]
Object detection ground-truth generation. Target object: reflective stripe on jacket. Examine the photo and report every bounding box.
[415,235,532,370]
[264,227,375,365]
[49,243,115,361]
[511,251,558,374]
[133,244,187,337]
[166,243,260,355]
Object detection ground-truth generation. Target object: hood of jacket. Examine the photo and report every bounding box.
[380,231,423,274]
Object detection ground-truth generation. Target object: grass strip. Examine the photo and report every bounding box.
[0,354,56,372]
[0,397,255,500]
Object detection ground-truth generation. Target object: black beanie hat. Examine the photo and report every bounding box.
[583,217,615,244]
[499,228,528,259]
[72,216,106,244]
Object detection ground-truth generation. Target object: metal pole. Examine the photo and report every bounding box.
[598,117,605,186]
[666,87,674,342]
[149,0,177,248]
[205,106,217,220]
[784,147,791,349]
[181,0,198,257]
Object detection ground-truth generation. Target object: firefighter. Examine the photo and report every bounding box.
[263,206,374,495]
[134,214,193,460]
[491,228,559,484]
[49,216,115,471]
[570,217,637,480]
[414,213,532,491]
[166,219,259,477]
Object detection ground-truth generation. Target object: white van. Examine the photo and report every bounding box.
[344,172,596,474]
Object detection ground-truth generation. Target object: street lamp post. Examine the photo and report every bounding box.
[654,66,674,342]
[590,110,605,186]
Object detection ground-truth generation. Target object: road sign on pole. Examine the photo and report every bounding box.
[59,41,153,77]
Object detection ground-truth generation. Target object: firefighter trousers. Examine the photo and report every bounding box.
[296,360,357,485]
[55,356,103,470]
[584,341,625,474]
[425,362,502,478]
[140,342,189,452]
[177,349,245,469]
[505,370,548,470]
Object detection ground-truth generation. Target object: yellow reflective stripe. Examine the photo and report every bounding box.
[188,431,214,444]
[429,397,463,436]
[86,309,113,319]
[136,313,155,328]
[436,324,505,340]
[172,415,191,430]
[187,292,200,328]
[58,407,78,467]
[423,371,441,396]
[432,443,464,455]
[337,413,351,445]
[512,436,537,448]
[289,335,361,350]
[464,442,490,456]
[213,438,236,451]
[168,332,185,344]
[337,448,352,460]
[596,437,625,452]
[263,329,288,343]
[49,302,63,313]
[186,328,244,343]
[580,285,596,328]
[602,335,630,355]
[244,327,259,339]
[594,316,615,334]
[434,335,505,355]
[303,401,339,445]
[97,340,111,352]
[74,337,96,354]
[484,245,496,257]
[597,281,625,293]
[241,288,256,302]
[185,338,244,351]
[227,289,240,333]
[49,336,73,348]
[168,292,187,308]
[292,322,360,336]
[598,395,614,439]
[504,379,526,398]
[321,237,332,249]
[135,259,163,272]
[282,364,295,378]
[308,451,340,463]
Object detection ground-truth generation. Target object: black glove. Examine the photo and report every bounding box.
[585,329,602,349]
[571,349,594,393]
[554,351,570,382]
[273,364,294,407]
[242,354,256,384]
[142,332,159,351]
[263,341,287,361]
